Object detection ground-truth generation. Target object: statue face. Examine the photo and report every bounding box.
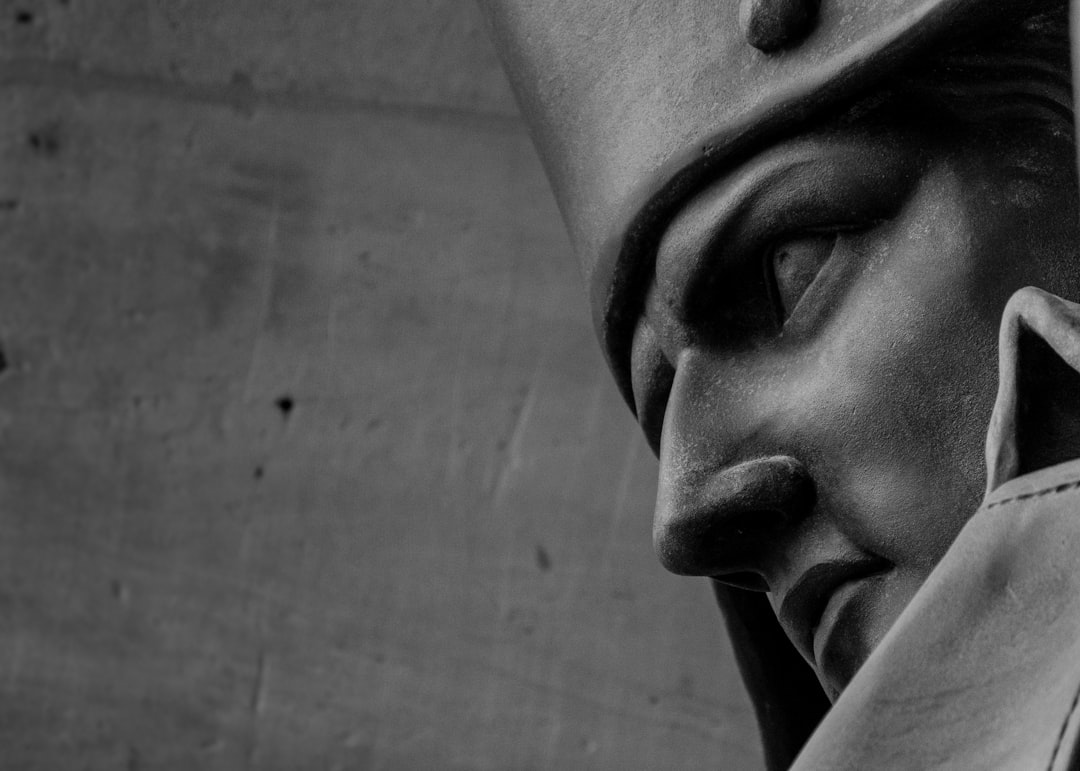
[480,0,1079,707]
[628,103,1080,698]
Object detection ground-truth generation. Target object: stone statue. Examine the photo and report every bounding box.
[481,0,1080,767]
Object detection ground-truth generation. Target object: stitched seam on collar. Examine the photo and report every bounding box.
[986,479,1080,510]
[1048,675,1080,770]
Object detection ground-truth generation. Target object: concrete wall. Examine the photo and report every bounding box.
[0,2,762,768]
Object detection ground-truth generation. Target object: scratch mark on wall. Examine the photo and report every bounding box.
[543,711,566,768]
[240,184,282,403]
[0,58,525,132]
[491,366,540,507]
[443,284,468,486]
[250,648,269,716]
[557,372,612,604]
[109,358,143,562]
[245,649,270,769]
[601,434,641,570]
[322,143,349,370]
[325,251,344,365]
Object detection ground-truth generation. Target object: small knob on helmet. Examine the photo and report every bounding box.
[740,0,821,53]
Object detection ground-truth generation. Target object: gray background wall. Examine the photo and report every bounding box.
[0,1,762,768]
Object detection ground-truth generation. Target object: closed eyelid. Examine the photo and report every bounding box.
[654,135,922,320]
[654,156,803,315]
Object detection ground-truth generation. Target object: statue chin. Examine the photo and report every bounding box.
[795,286,1080,767]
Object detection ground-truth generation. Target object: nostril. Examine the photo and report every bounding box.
[713,571,770,592]
[654,454,816,576]
[709,456,816,520]
[654,505,792,575]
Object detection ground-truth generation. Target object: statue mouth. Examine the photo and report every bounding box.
[778,555,892,689]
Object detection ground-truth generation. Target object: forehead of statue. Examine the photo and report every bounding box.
[480,0,1013,395]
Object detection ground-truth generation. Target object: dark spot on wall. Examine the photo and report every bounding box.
[225,71,258,117]
[648,694,660,706]
[0,346,8,377]
[230,69,254,89]
[275,396,294,419]
[254,465,265,480]
[14,10,34,24]
[535,544,552,573]
[0,199,20,212]
[110,580,130,604]
[28,124,61,157]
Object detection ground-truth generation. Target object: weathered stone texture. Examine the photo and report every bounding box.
[0,1,761,769]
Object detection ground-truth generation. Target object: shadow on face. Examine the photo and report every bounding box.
[631,26,1080,695]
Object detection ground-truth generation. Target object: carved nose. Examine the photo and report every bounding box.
[653,455,816,579]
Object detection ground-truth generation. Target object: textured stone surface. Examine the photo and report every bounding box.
[0,1,761,768]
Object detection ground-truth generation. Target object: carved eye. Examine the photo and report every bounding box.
[767,233,839,324]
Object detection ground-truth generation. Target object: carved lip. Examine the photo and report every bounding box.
[778,556,890,668]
